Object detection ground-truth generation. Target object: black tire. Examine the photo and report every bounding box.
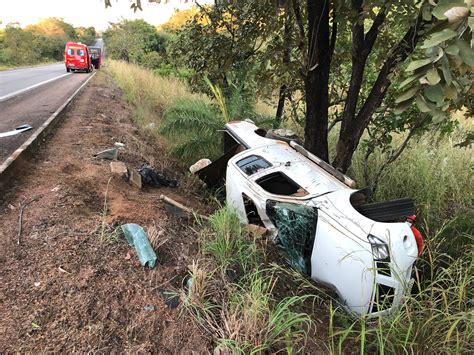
[66,67,70,72]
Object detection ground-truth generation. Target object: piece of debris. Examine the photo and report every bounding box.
[125,251,133,260]
[34,282,41,287]
[189,158,212,174]
[99,113,108,119]
[247,224,269,237]
[114,142,125,149]
[146,122,156,130]
[129,169,142,189]
[8,204,16,210]
[94,148,118,160]
[143,305,155,312]
[50,185,61,192]
[160,194,209,220]
[31,322,41,331]
[110,161,128,177]
[121,223,157,268]
[58,266,70,274]
[0,124,33,138]
[139,163,178,188]
[159,289,180,309]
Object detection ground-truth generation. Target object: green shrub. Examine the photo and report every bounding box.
[160,97,223,164]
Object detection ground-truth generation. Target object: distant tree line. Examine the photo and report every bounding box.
[0,18,96,67]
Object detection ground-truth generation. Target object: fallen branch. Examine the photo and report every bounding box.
[17,195,41,245]
[160,194,209,221]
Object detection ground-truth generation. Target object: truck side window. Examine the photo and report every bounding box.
[257,171,307,196]
[67,49,74,55]
[78,49,84,56]
[266,201,317,275]
[237,155,271,176]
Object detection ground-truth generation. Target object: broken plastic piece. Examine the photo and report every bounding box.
[189,158,212,174]
[121,223,157,268]
[94,148,118,160]
[0,124,33,138]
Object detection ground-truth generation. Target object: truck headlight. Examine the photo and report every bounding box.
[368,234,389,261]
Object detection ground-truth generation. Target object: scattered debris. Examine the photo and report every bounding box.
[50,185,61,192]
[94,148,118,160]
[143,305,155,312]
[139,163,178,188]
[121,223,157,268]
[125,251,133,260]
[17,195,41,245]
[159,289,180,309]
[109,161,128,177]
[189,158,212,174]
[7,204,16,210]
[34,282,41,287]
[0,124,33,138]
[160,194,209,220]
[129,169,142,189]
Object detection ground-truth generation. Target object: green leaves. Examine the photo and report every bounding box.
[432,2,467,20]
[426,68,441,85]
[394,1,472,117]
[421,29,458,49]
[395,86,419,104]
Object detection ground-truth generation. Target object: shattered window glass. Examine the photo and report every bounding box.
[237,155,271,175]
[266,201,317,275]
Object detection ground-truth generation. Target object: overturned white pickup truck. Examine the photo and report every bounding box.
[195,120,422,317]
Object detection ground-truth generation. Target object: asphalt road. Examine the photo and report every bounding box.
[0,64,94,165]
[0,63,70,101]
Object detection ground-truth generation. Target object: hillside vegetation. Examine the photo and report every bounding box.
[107,59,473,353]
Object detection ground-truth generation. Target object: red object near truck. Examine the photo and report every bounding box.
[64,42,93,73]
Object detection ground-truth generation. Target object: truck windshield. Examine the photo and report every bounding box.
[266,201,317,275]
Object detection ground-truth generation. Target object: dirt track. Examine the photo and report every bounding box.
[0,73,210,352]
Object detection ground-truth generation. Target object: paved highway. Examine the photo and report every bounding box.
[0,65,94,164]
[0,63,70,101]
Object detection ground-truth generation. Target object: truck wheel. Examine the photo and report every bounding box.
[66,67,70,72]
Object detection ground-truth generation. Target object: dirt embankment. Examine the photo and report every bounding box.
[0,73,211,352]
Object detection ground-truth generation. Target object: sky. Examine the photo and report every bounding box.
[1,0,212,31]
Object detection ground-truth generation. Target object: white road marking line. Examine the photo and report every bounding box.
[0,73,72,102]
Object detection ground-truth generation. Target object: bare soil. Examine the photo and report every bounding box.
[0,73,212,352]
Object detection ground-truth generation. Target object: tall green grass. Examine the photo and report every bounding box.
[182,208,313,353]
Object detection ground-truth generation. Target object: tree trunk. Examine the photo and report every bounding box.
[274,4,292,128]
[303,0,331,162]
[332,13,429,172]
[274,84,287,128]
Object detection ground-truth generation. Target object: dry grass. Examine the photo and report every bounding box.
[105,60,210,129]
